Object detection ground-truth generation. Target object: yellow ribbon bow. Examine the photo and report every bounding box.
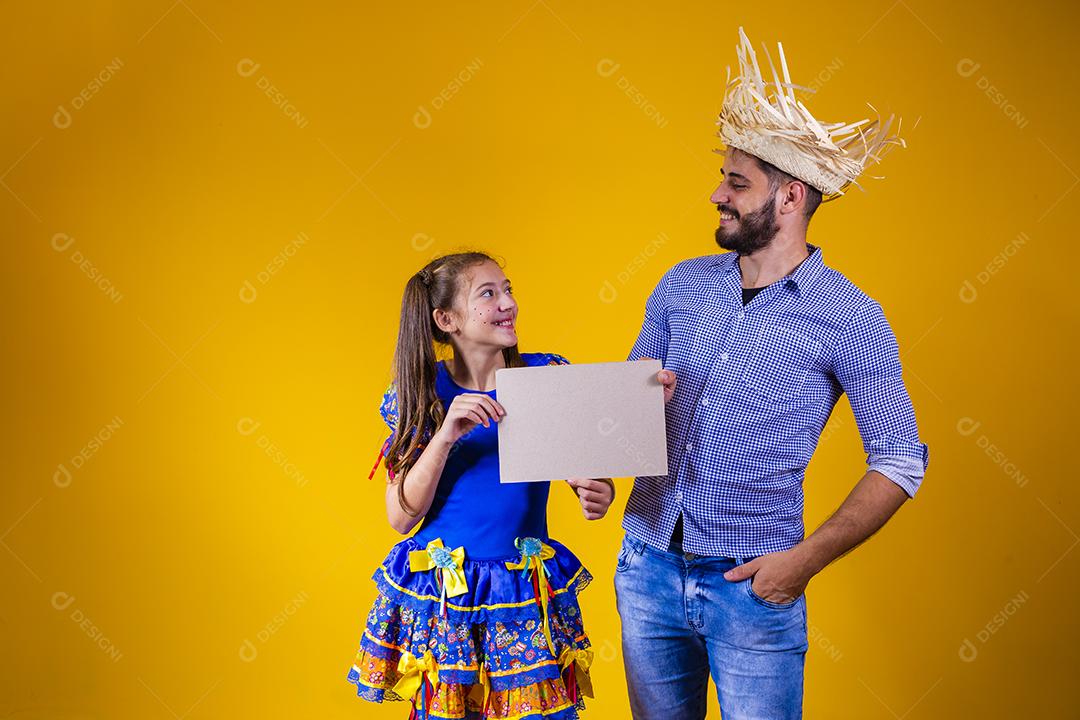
[466,661,492,714]
[558,647,595,699]
[392,650,438,707]
[409,538,468,614]
[505,537,557,654]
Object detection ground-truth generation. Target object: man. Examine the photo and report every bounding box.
[616,27,929,719]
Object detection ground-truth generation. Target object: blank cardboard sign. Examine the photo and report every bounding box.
[495,360,668,483]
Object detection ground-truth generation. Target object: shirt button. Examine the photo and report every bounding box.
[736,311,745,319]
[701,397,710,406]
[685,443,693,452]
[720,352,729,362]
[675,491,683,503]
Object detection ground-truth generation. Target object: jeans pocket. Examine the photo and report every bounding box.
[746,579,800,609]
[615,534,641,574]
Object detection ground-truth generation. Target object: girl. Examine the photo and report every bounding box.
[347,251,616,720]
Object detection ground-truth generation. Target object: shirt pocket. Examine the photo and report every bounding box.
[741,324,825,404]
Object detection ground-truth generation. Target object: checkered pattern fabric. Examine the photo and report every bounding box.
[624,243,929,557]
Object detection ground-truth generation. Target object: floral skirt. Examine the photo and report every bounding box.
[346,536,595,719]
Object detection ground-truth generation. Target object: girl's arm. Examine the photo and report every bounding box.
[385,392,505,534]
[385,433,456,534]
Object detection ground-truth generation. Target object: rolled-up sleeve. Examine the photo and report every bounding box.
[832,302,930,497]
[627,270,672,363]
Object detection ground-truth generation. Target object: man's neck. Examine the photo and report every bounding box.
[446,346,506,392]
[738,232,811,289]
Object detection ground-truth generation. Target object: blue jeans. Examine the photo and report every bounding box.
[614,532,808,719]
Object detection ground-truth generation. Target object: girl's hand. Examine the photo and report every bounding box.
[435,393,506,445]
[567,478,615,520]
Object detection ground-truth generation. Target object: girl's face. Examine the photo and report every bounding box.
[437,260,518,350]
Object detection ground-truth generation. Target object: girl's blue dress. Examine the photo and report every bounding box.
[347,352,594,720]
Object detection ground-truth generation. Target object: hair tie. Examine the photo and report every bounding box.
[417,268,433,286]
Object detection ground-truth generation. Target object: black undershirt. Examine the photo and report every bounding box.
[742,286,766,304]
[670,285,766,546]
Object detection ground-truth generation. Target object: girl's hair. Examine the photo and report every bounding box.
[386,251,524,515]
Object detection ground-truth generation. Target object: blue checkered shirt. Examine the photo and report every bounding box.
[624,243,929,557]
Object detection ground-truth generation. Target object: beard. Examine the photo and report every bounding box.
[714,195,780,256]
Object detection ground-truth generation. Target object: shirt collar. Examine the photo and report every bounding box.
[711,243,826,297]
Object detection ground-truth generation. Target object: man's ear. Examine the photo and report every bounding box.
[779,180,807,218]
[433,307,457,334]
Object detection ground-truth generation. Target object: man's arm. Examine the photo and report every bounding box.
[721,470,907,600]
[797,470,909,572]
[725,302,929,602]
[626,268,671,364]
[724,470,907,601]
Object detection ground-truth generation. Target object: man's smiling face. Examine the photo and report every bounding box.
[709,148,781,256]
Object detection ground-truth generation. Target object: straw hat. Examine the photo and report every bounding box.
[716,27,905,199]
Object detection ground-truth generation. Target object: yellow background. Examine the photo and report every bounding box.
[3,1,1077,718]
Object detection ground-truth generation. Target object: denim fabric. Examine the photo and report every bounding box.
[614,532,808,719]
